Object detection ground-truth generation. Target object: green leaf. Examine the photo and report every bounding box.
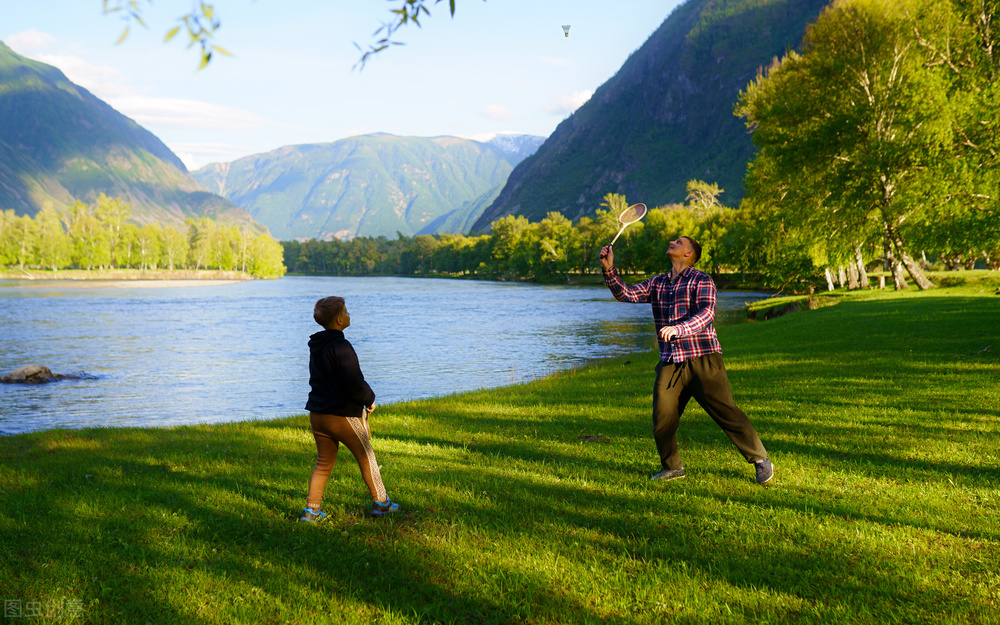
[211,45,233,57]
[116,27,130,45]
[164,26,181,42]
[198,52,211,70]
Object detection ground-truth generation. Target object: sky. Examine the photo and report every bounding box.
[3,0,684,171]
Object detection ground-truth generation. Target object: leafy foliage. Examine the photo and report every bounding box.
[734,0,1000,289]
[103,0,230,69]
[0,195,284,277]
[100,0,459,69]
[282,185,735,282]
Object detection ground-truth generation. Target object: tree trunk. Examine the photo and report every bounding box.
[892,259,909,290]
[838,265,847,287]
[824,267,836,291]
[847,261,860,290]
[883,228,908,290]
[889,230,935,289]
[854,246,869,288]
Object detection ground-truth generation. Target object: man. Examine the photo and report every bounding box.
[600,236,773,484]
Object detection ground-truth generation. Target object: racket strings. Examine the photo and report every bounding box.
[619,204,647,225]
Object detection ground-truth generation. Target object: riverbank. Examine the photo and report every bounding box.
[745,269,1000,319]
[282,270,771,291]
[1,286,997,623]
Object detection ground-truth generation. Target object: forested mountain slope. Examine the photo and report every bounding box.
[193,134,543,241]
[473,0,829,231]
[0,42,261,231]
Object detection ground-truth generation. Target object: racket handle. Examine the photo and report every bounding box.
[610,226,626,246]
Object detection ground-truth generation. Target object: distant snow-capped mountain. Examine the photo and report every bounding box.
[479,133,546,165]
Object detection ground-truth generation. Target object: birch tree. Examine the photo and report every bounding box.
[737,0,952,290]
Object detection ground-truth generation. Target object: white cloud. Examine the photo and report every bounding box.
[482,103,517,121]
[107,95,271,132]
[32,53,132,98]
[10,47,275,136]
[547,90,593,115]
[6,28,56,52]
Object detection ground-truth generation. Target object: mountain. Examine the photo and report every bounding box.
[192,133,544,241]
[472,0,829,231]
[0,41,261,232]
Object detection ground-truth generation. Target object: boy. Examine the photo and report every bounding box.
[300,296,401,521]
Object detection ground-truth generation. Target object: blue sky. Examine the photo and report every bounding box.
[4,0,684,170]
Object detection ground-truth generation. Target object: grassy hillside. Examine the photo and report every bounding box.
[1,285,997,623]
[0,42,262,233]
[194,134,542,241]
[475,0,829,230]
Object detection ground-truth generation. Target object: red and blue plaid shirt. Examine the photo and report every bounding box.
[603,265,722,363]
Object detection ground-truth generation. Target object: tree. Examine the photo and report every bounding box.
[160,225,189,270]
[34,207,73,271]
[0,210,31,269]
[737,0,953,290]
[9,212,36,269]
[910,0,1000,270]
[186,217,215,270]
[534,212,574,279]
[249,234,286,278]
[136,223,163,270]
[488,215,531,279]
[68,201,111,270]
[208,225,238,270]
[683,180,733,274]
[93,194,131,268]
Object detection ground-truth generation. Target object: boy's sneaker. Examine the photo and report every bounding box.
[650,467,685,481]
[755,458,774,484]
[371,497,400,517]
[299,507,328,522]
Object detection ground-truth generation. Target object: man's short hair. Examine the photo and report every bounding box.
[681,236,702,265]
[314,296,346,328]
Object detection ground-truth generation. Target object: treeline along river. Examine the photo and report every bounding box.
[0,276,766,435]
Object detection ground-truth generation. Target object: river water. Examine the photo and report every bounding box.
[0,276,766,435]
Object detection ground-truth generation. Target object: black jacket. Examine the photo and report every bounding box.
[304,329,375,417]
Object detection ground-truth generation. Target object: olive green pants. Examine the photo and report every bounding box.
[653,353,767,471]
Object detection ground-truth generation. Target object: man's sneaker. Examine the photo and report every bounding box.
[299,507,328,522]
[755,458,774,484]
[650,467,685,481]
[371,497,400,518]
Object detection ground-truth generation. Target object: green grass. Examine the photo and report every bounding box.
[2,287,999,623]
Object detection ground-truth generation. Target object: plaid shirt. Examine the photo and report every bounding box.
[603,265,721,363]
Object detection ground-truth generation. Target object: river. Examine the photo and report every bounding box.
[0,276,766,435]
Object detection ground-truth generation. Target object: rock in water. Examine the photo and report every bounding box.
[0,365,66,384]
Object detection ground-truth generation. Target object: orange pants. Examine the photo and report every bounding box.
[306,411,387,509]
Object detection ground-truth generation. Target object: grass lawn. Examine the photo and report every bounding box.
[1,285,998,623]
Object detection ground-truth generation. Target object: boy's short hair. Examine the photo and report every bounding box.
[681,236,702,265]
[314,296,346,328]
